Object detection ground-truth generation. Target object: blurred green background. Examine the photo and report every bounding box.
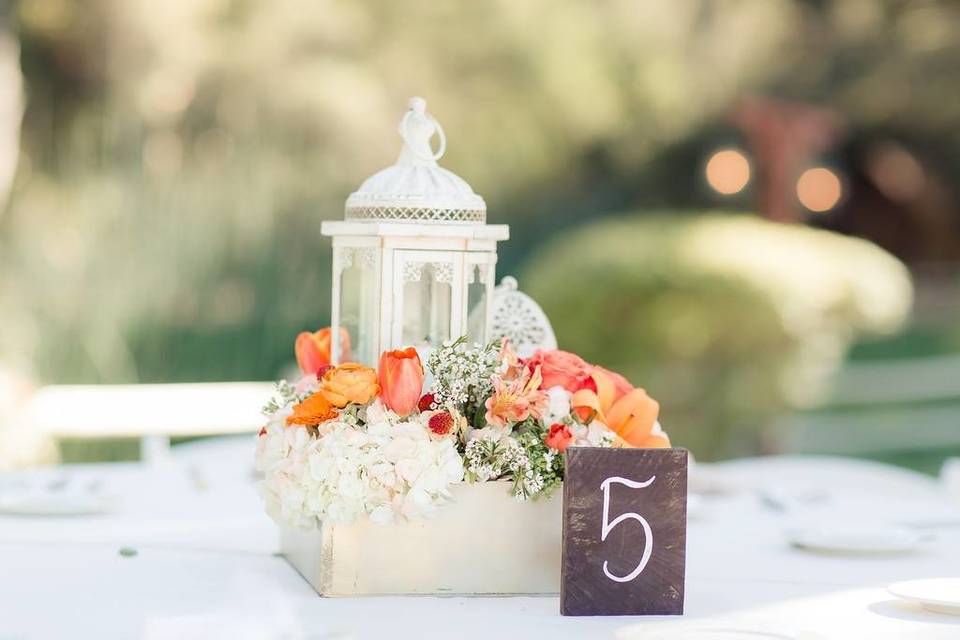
[1,1,959,470]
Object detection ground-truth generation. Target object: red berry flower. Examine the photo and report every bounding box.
[544,422,574,452]
[418,393,435,413]
[428,411,454,436]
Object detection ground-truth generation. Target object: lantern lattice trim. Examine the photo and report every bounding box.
[344,205,486,224]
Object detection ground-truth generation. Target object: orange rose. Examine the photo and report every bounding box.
[320,363,379,408]
[525,349,593,393]
[286,391,338,427]
[295,328,351,375]
[378,347,424,417]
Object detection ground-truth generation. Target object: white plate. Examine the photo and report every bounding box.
[888,578,960,615]
[786,524,923,554]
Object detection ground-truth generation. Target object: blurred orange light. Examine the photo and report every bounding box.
[705,149,751,195]
[796,167,842,213]
[867,143,925,202]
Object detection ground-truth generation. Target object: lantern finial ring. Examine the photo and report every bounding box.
[400,99,446,162]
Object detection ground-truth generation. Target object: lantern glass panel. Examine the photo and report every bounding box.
[338,248,380,365]
[402,262,452,348]
[466,263,490,344]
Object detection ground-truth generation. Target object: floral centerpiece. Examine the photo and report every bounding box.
[256,329,671,529]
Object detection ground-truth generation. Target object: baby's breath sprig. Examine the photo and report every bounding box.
[463,422,563,501]
[261,380,303,416]
[427,337,502,423]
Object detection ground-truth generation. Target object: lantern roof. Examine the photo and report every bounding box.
[344,97,486,224]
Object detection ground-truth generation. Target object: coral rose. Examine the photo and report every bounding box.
[590,366,633,402]
[320,363,379,408]
[286,391,338,427]
[295,328,351,375]
[545,422,574,452]
[526,349,593,393]
[378,347,425,417]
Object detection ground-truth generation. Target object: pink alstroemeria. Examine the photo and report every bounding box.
[499,338,525,381]
[484,365,549,428]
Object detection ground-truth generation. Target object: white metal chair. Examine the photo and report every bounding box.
[21,382,276,464]
[778,354,960,456]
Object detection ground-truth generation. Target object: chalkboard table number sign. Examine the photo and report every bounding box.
[560,447,688,616]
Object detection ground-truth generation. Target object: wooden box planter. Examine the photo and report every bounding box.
[282,481,561,596]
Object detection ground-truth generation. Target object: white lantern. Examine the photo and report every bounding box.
[322,97,508,366]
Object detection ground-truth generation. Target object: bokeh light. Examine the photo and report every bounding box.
[796,167,842,213]
[705,149,751,195]
[867,142,925,202]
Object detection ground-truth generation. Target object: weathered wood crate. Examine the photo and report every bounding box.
[282,481,562,596]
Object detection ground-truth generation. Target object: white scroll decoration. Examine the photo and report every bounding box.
[431,262,453,284]
[490,276,558,358]
[335,248,354,277]
[402,261,424,283]
[337,248,378,277]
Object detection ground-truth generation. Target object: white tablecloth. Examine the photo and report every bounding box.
[1,438,959,639]
[0,436,277,554]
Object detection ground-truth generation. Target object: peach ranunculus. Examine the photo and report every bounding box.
[286,391,338,427]
[485,365,550,428]
[544,422,574,452]
[320,363,379,408]
[525,349,593,393]
[295,328,351,376]
[570,368,670,448]
[378,347,425,417]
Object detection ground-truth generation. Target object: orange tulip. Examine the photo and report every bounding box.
[378,347,424,417]
[571,368,670,448]
[320,363,379,408]
[295,328,351,375]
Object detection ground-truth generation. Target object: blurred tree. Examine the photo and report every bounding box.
[0,0,957,387]
[0,6,21,210]
[521,213,912,458]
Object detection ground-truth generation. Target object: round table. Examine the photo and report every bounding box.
[1,437,959,639]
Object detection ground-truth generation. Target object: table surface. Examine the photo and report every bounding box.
[1,437,959,640]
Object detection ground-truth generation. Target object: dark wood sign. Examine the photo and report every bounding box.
[560,447,688,616]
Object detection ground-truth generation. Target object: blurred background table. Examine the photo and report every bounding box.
[1,437,959,639]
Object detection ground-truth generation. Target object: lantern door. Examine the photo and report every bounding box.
[464,252,497,344]
[391,250,464,351]
[332,243,381,366]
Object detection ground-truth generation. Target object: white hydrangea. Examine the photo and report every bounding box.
[543,385,572,424]
[569,420,617,448]
[255,410,318,530]
[255,399,464,529]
